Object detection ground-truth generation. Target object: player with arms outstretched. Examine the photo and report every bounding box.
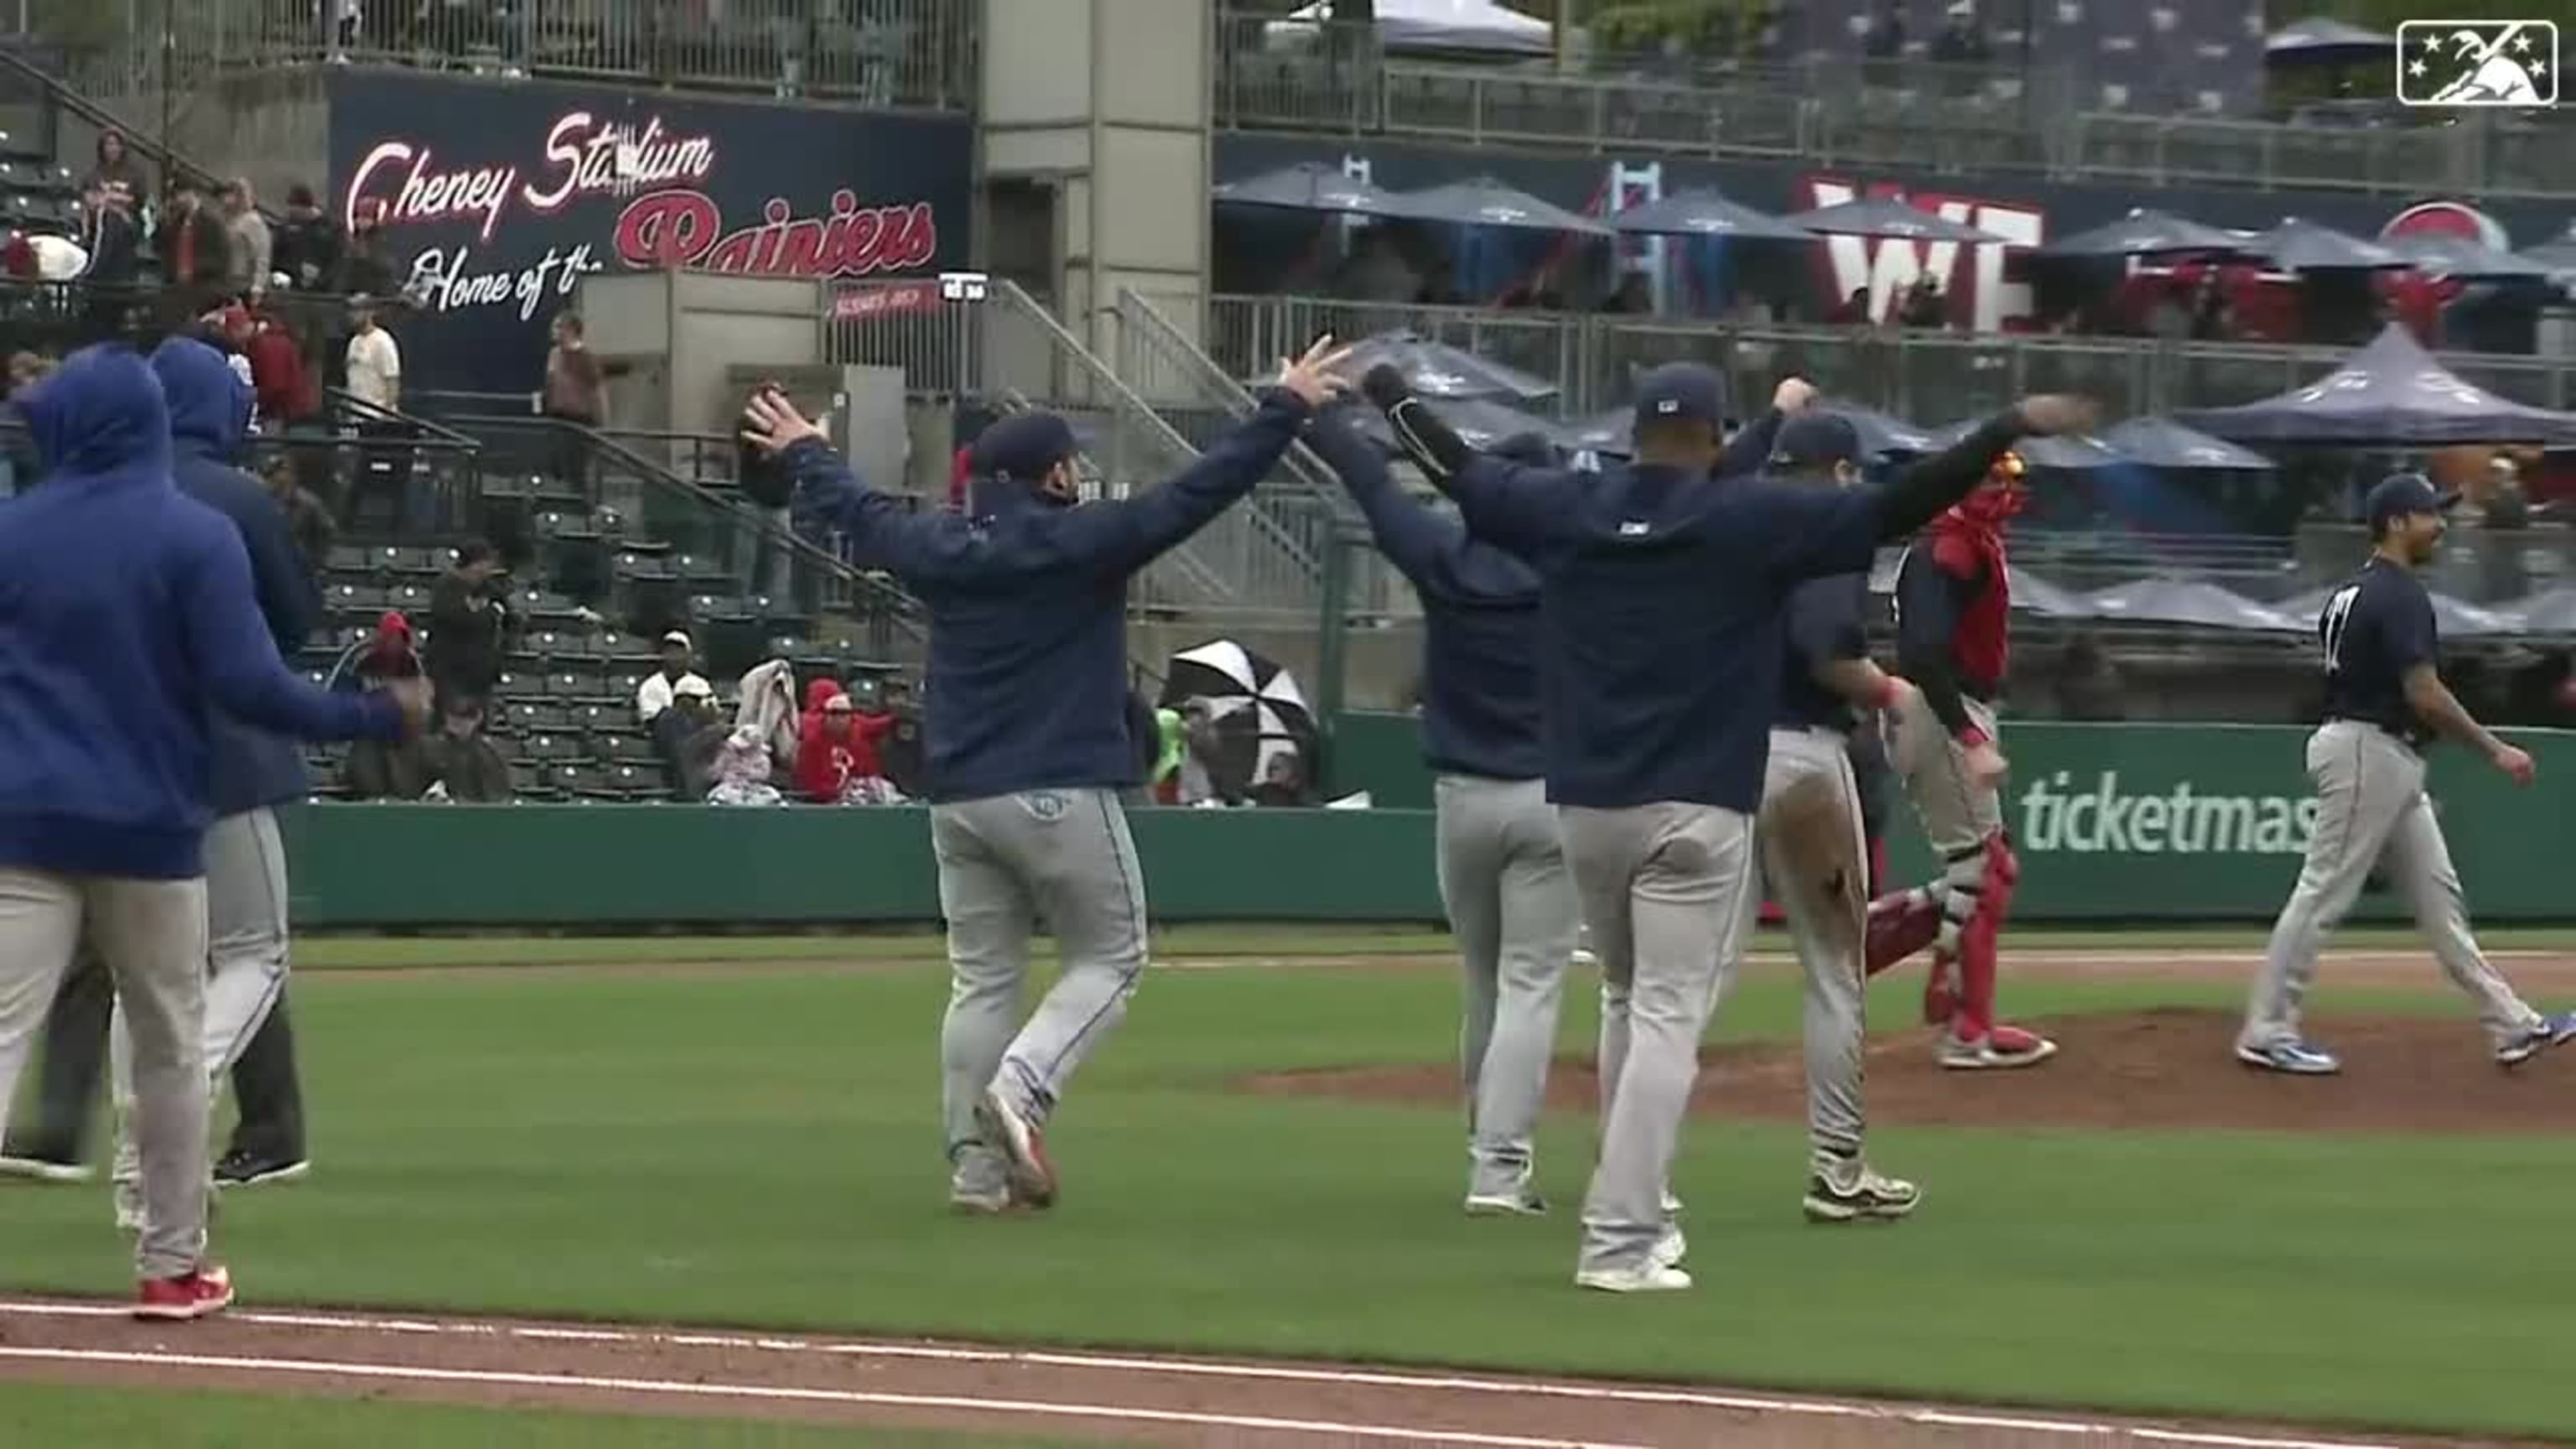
[1862,451,2057,1069]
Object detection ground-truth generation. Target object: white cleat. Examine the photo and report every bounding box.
[1576,1263,1694,1293]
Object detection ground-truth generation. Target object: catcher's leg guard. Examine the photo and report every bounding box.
[1948,833,2019,1041]
[1862,889,1941,977]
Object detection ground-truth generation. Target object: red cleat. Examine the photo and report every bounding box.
[133,1265,234,1322]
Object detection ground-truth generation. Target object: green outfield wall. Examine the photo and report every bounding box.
[282,721,2576,928]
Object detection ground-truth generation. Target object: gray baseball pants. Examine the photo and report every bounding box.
[932,788,1149,1197]
[2243,721,2540,1052]
[0,867,211,1280]
[1435,774,1578,1200]
[108,808,293,1212]
[1564,802,1759,1278]
[1756,727,1868,1168]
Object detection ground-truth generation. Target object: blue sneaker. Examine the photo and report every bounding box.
[2236,1040,2342,1075]
[2496,1011,2576,1068]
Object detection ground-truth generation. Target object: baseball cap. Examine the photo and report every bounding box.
[2365,472,2459,536]
[823,692,854,713]
[971,412,1078,480]
[1768,413,1863,472]
[674,676,714,700]
[1629,362,1728,436]
[661,630,693,650]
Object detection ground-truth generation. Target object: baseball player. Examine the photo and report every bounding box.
[0,344,424,1320]
[1861,449,2058,1069]
[1366,360,2088,1292]
[2240,474,2575,1073]
[739,337,1348,1213]
[91,337,330,1231]
[1759,413,1926,1224]
[1304,408,1571,1215]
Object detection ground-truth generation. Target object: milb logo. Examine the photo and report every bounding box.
[2395,20,2558,106]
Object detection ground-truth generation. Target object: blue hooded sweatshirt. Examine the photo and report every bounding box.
[786,390,1314,802]
[1303,406,1544,782]
[153,336,321,817]
[0,345,402,880]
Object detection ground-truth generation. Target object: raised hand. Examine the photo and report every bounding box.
[1773,377,1820,415]
[1275,335,1354,410]
[741,388,829,456]
[2012,395,2098,438]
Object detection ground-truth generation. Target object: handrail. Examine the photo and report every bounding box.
[325,387,481,450]
[0,43,286,221]
[1114,288,1357,528]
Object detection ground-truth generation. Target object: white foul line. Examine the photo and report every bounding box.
[0,1344,1647,1449]
[0,1301,2407,1449]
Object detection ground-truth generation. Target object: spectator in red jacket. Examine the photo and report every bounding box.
[795,679,902,804]
[244,311,317,428]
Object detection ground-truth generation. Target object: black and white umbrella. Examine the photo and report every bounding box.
[1160,640,1319,799]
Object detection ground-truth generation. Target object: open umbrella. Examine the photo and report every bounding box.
[1349,396,1577,456]
[2034,208,2246,260]
[2381,232,2562,282]
[1335,331,1561,403]
[1783,199,2007,246]
[1213,162,1415,219]
[2101,418,2277,471]
[2265,17,2394,65]
[2086,578,2301,632]
[2250,218,2404,272]
[1927,419,2124,471]
[1160,640,1320,801]
[1818,398,1939,458]
[1607,188,1813,242]
[1391,176,1613,238]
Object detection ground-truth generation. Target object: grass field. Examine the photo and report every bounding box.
[4,925,2573,1445]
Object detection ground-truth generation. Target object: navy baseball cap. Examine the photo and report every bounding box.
[2365,472,2459,536]
[1630,362,1727,435]
[1768,413,1863,472]
[971,412,1078,480]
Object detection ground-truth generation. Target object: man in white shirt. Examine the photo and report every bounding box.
[343,299,413,532]
[635,631,712,724]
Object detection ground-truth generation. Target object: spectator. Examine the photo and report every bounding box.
[650,677,727,800]
[1150,704,1186,803]
[794,683,901,804]
[340,203,398,304]
[1177,698,1225,805]
[245,309,318,433]
[417,698,512,802]
[343,298,410,527]
[1,352,52,498]
[220,179,272,302]
[342,622,433,800]
[542,313,605,491]
[1932,1,1991,65]
[1249,752,1310,808]
[1864,3,1905,86]
[83,130,148,211]
[1898,277,1947,329]
[879,698,926,800]
[344,298,401,411]
[1828,287,1870,326]
[706,726,786,806]
[425,539,510,713]
[634,631,709,724]
[75,184,140,343]
[153,184,231,322]
[270,185,344,293]
[262,456,335,573]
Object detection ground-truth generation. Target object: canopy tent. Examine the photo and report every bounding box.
[2380,232,2562,283]
[2099,418,2278,471]
[2247,218,2404,272]
[1607,188,1814,242]
[2085,578,2302,632]
[2264,17,2394,65]
[1331,330,1562,403]
[1391,176,1613,237]
[1274,0,1555,57]
[1782,198,2007,246]
[2172,325,2576,445]
[1213,162,1415,219]
[1866,560,2090,618]
[2033,209,2246,260]
[1160,641,1321,801]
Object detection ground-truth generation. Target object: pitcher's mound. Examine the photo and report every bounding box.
[1239,1008,2576,1135]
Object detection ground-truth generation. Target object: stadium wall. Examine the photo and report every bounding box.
[284,723,2576,927]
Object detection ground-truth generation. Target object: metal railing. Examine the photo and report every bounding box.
[1213,17,2576,200]
[1202,294,2576,424]
[825,277,1334,621]
[67,0,975,115]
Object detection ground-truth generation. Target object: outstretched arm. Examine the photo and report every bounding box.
[780,438,970,584]
[1366,366,1566,560]
[1869,396,2093,541]
[1047,389,1317,575]
[1304,403,1469,595]
[181,527,409,742]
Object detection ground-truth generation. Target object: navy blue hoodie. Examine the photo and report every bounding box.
[1403,409,2024,814]
[1305,406,1543,782]
[153,336,321,817]
[787,390,1314,802]
[0,345,401,880]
